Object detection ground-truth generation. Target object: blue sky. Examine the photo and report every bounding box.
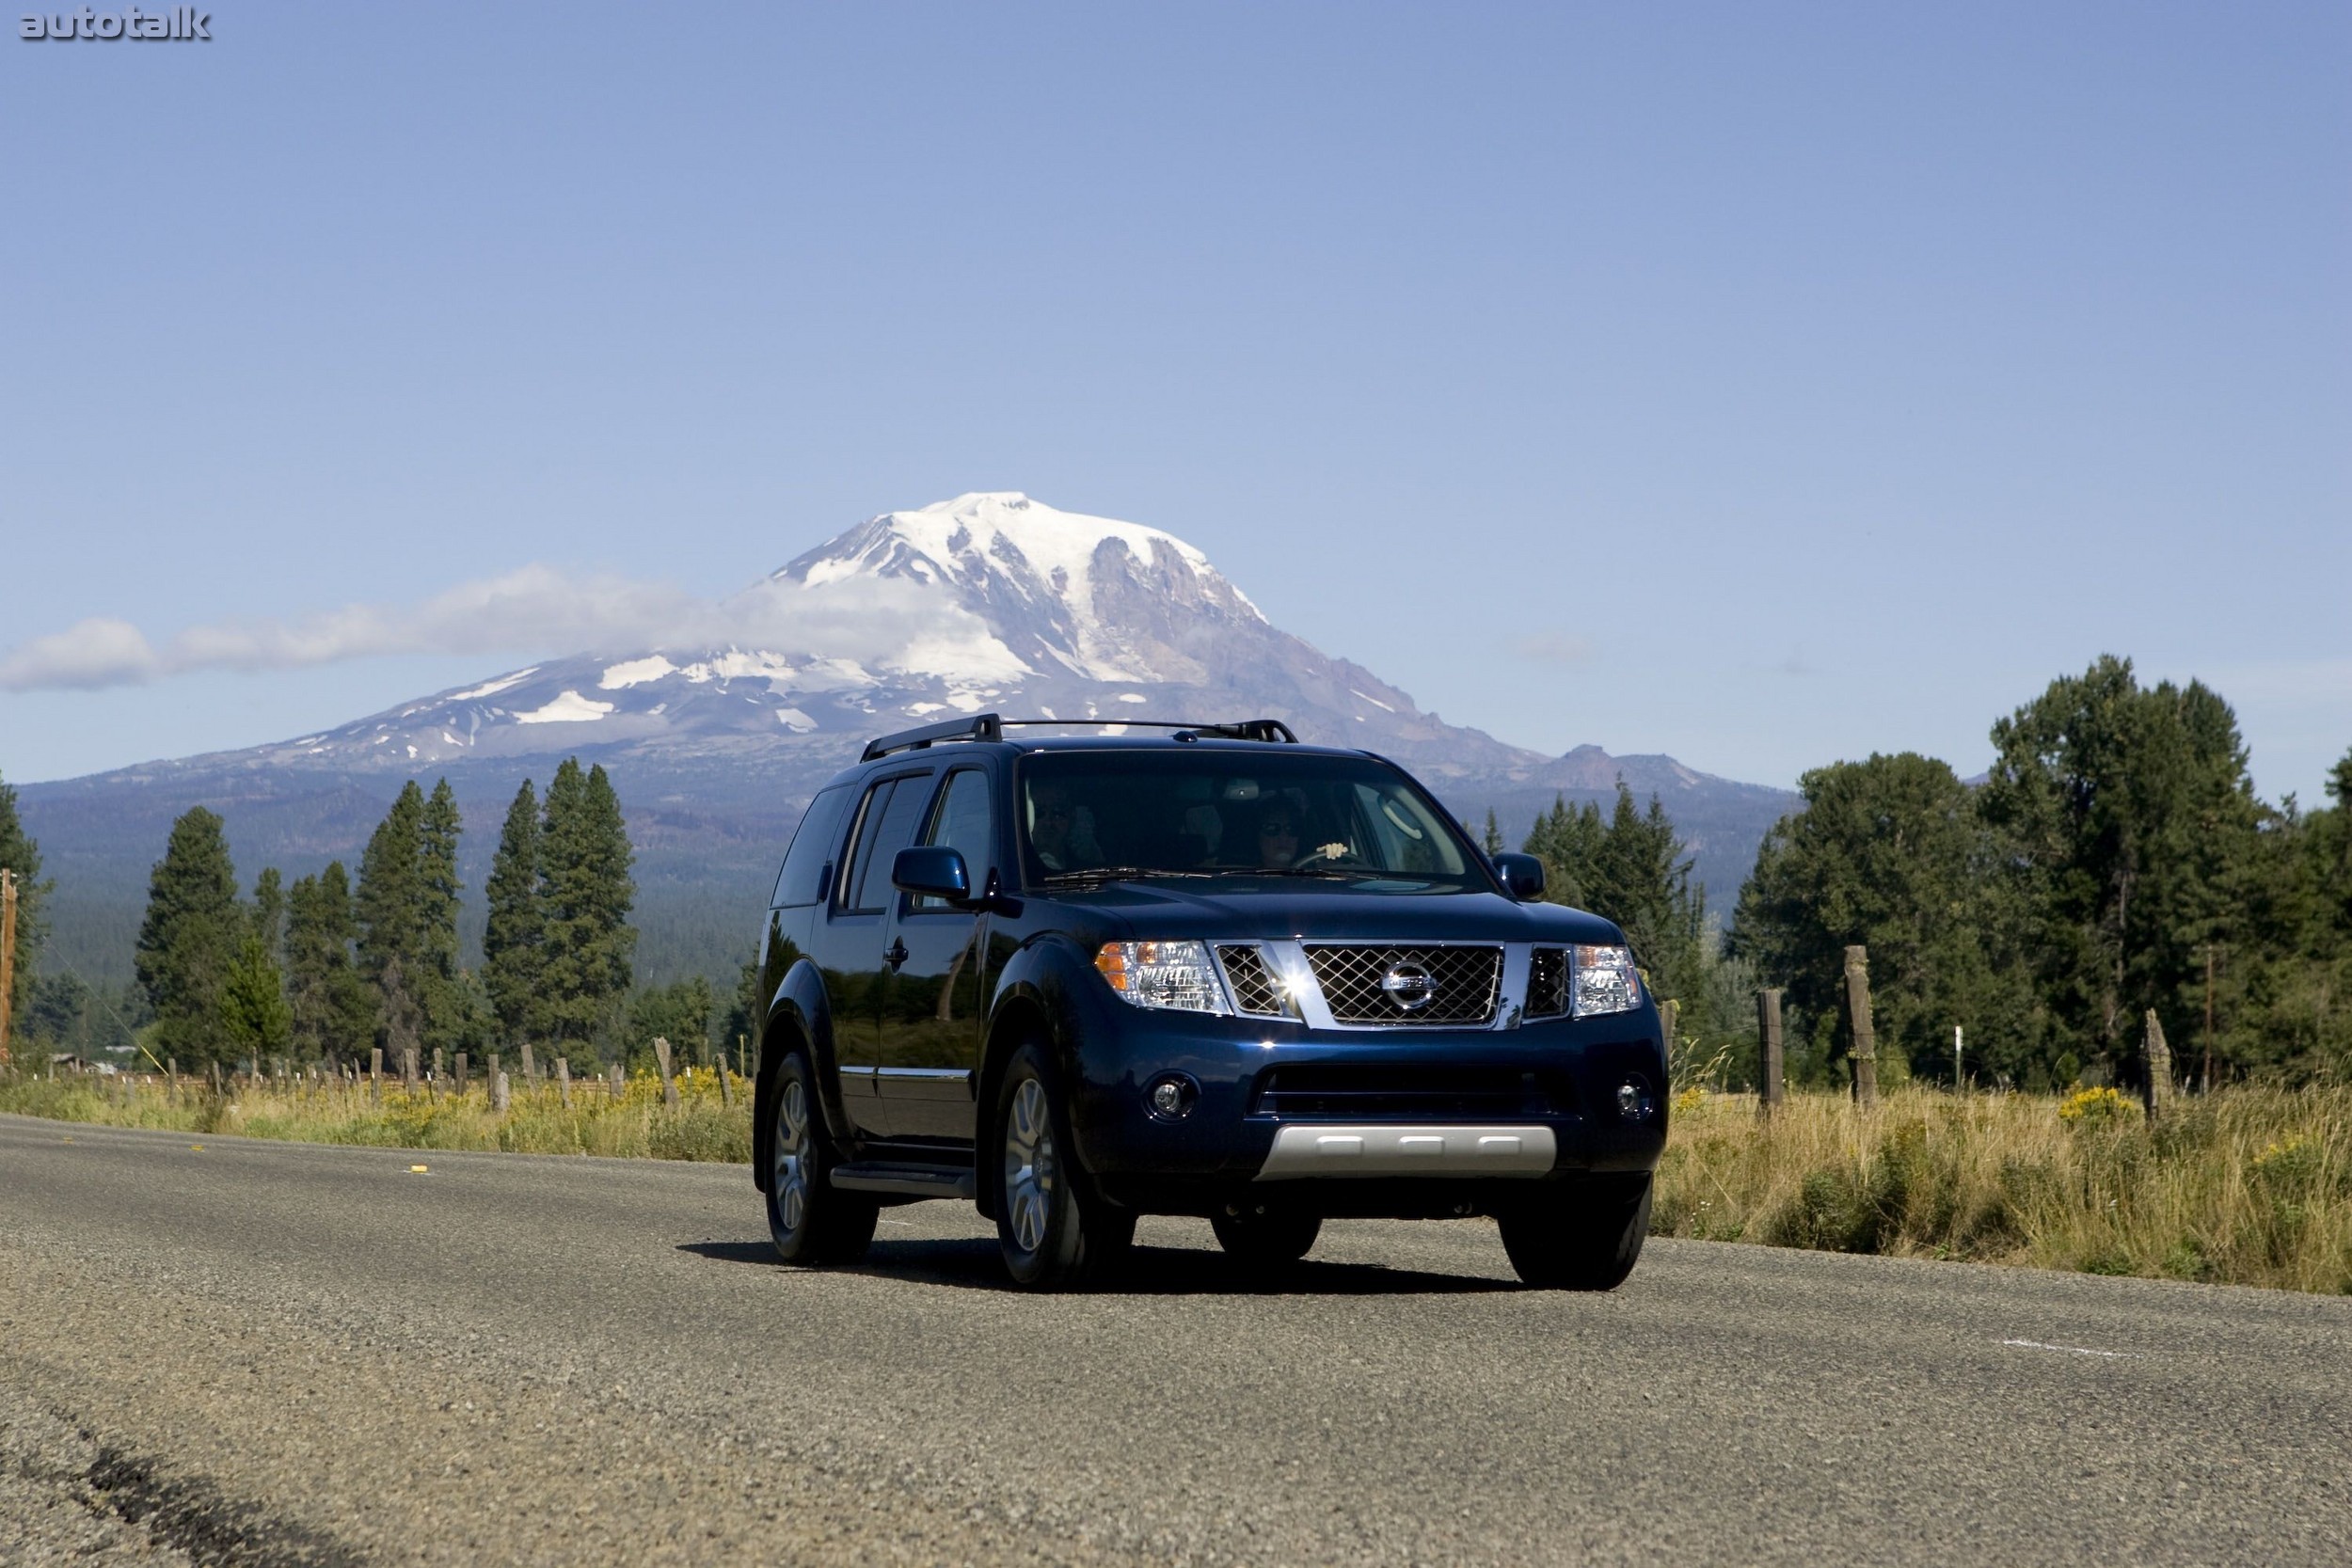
[3,2,2345,802]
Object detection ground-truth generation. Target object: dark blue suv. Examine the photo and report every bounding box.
[752,715,1667,1290]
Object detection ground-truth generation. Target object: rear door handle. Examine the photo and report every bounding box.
[884,939,909,972]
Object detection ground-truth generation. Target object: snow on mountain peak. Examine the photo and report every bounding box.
[771,492,1264,685]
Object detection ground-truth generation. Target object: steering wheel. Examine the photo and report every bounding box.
[1292,843,1367,871]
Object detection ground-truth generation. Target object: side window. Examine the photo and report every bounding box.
[914,769,993,911]
[840,773,932,914]
[771,786,851,909]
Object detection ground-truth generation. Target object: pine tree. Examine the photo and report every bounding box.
[540,759,636,1053]
[417,780,466,1052]
[1481,809,1503,856]
[355,780,470,1054]
[356,782,427,1002]
[286,862,374,1063]
[0,768,53,1032]
[483,779,547,1048]
[220,932,294,1064]
[251,866,285,955]
[135,807,243,1067]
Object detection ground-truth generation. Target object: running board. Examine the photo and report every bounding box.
[830,1164,977,1200]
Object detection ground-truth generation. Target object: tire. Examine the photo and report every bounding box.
[1211,1206,1322,1269]
[766,1051,880,1265]
[1498,1173,1653,1291]
[994,1041,1135,1290]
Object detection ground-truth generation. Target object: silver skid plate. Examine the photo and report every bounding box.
[1253,1123,1556,1180]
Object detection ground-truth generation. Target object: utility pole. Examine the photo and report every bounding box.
[0,868,16,1071]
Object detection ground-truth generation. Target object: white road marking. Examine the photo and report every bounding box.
[2001,1338,2142,1359]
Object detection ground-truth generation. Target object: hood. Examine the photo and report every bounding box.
[1034,880,1626,945]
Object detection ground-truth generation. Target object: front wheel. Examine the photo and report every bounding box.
[994,1042,1134,1290]
[766,1053,879,1265]
[1498,1174,1652,1290]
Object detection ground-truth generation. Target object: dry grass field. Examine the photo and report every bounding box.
[6,1069,2345,1293]
[1653,1085,2352,1294]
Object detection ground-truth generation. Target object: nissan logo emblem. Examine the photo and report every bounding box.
[1379,961,1436,1011]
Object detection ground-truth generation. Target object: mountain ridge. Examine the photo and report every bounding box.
[14,493,1797,987]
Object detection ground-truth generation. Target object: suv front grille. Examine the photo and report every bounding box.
[1526,947,1569,1018]
[1216,944,1290,1017]
[1254,1064,1569,1119]
[1303,944,1502,1026]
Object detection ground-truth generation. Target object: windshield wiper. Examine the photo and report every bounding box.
[1040,866,1219,885]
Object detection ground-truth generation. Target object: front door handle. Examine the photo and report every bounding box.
[884,939,909,972]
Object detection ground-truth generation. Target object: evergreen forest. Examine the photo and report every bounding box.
[1,655,2344,1093]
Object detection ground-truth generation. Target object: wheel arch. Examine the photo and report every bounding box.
[753,958,852,1193]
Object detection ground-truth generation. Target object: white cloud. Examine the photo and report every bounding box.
[0,566,977,693]
[1504,631,1597,666]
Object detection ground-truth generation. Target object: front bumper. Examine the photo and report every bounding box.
[1058,983,1669,1197]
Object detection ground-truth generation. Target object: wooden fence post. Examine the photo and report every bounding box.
[2143,1009,2173,1118]
[716,1050,734,1108]
[738,1035,748,1080]
[493,1067,512,1115]
[1844,945,1879,1109]
[556,1056,572,1109]
[609,1060,625,1100]
[520,1041,537,1085]
[485,1052,500,1107]
[403,1046,419,1092]
[1756,988,1785,1116]
[653,1036,680,1108]
[454,1052,469,1095]
[167,1055,179,1102]
[0,867,16,1073]
[370,1047,382,1101]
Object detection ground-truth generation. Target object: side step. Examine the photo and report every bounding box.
[830,1164,977,1200]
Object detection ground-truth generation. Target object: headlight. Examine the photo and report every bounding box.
[1095,941,1231,1014]
[1572,944,1642,1017]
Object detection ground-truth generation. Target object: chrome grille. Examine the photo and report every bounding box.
[1303,944,1502,1026]
[1216,944,1289,1017]
[1526,947,1569,1018]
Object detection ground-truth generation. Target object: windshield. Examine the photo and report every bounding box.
[1017,751,1486,889]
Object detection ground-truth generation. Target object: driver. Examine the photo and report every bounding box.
[1254,803,1301,869]
[1029,783,1103,871]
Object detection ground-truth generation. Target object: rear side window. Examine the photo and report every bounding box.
[770,785,852,909]
[839,772,934,913]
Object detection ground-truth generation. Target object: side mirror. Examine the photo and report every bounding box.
[1492,852,1545,900]
[892,846,972,903]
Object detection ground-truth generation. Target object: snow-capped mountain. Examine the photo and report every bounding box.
[230,492,1533,780]
[20,494,1799,989]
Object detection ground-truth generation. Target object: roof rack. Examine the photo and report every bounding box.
[862,712,1005,760]
[859,714,1301,760]
[998,719,1299,745]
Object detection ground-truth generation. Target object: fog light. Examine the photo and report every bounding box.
[1146,1073,1198,1119]
[1615,1077,1656,1122]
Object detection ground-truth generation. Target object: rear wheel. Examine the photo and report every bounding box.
[1498,1174,1652,1290]
[766,1052,879,1265]
[1211,1206,1322,1269]
[994,1042,1134,1290]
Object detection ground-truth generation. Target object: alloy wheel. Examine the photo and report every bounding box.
[1003,1077,1057,1254]
[774,1079,813,1233]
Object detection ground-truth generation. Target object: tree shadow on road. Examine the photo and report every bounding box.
[677,1237,1517,1295]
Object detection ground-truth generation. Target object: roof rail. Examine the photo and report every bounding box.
[996,718,1300,744]
[861,712,1004,761]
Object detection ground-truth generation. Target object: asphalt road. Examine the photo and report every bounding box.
[2,1114,2345,1567]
